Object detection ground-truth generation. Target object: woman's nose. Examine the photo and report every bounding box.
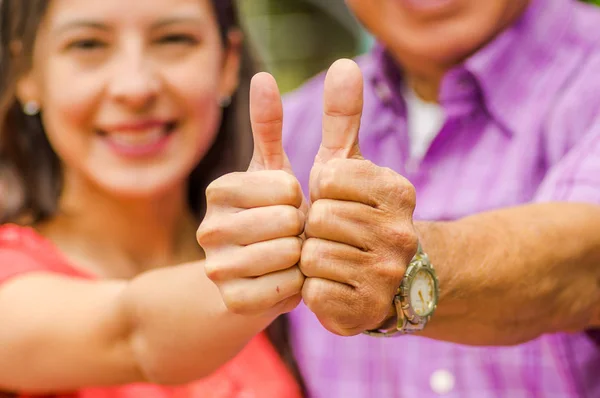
[107,49,161,111]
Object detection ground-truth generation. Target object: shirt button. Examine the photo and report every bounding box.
[430,369,455,395]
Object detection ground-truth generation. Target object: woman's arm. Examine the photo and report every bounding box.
[0,72,308,394]
[0,170,305,393]
[0,259,289,393]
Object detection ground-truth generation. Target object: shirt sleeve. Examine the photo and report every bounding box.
[534,122,600,203]
[0,247,48,285]
[532,123,600,340]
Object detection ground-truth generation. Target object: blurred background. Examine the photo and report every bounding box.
[239,0,373,94]
[239,0,600,94]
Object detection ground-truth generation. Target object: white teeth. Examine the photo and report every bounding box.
[108,128,164,146]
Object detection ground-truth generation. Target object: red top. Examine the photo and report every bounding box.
[0,224,301,398]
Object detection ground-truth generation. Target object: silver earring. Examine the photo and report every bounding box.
[218,96,232,108]
[23,101,40,116]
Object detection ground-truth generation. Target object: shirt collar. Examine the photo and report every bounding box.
[462,0,575,136]
[369,0,577,137]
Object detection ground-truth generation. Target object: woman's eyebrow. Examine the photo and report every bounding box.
[54,19,109,34]
[53,15,206,34]
[151,16,206,29]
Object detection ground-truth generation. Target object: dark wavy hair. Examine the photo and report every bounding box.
[0,0,304,395]
[0,0,254,223]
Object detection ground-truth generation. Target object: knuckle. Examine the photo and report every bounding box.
[371,246,410,288]
[277,171,303,207]
[400,181,417,208]
[195,224,206,246]
[378,260,405,286]
[205,174,234,205]
[291,208,306,236]
[317,162,341,196]
[276,206,305,236]
[203,259,221,281]
[204,180,221,205]
[296,210,307,236]
[220,284,248,314]
[301,278,324,311]
[283,237,303,267]
[306,200,331,234]
[196,219,227,247]
[385,222,418,252]
[299,238,320,276]
[396,230,419,265]
[389,173,416,208]
[203,252,241,282]
[290,265,306,292]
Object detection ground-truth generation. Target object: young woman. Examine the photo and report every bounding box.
[0,0,304,397]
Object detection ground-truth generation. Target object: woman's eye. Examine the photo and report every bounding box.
[157,34,198,45]
[67,39,106,51]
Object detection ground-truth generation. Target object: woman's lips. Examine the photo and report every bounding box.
[98,120,177,158]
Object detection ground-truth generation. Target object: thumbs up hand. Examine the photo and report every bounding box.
[300,59,419,336]
[197,73,306,318]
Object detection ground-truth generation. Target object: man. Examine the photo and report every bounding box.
[279,0,600,396]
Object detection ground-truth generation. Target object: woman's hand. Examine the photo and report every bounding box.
[197,73,308,318]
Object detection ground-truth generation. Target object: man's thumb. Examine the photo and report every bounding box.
[316,59,364,165]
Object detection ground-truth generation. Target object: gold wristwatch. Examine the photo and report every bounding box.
[364,243,439,337]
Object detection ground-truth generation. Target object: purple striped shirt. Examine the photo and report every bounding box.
[282,0,600,396]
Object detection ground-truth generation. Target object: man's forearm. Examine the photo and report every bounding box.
[122,262,275,384]
[416,202,600,345]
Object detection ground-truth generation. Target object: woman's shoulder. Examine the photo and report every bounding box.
[0,223,59,258]
[0,223,90,281]
[0,223,46,245]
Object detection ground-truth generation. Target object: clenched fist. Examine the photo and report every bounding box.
[301,59,419,336]
[197,73,308,318]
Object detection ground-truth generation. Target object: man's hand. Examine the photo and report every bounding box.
[197,73,307,318]
[300,59,418,336]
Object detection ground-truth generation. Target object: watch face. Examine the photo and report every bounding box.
[409,268,436,317]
